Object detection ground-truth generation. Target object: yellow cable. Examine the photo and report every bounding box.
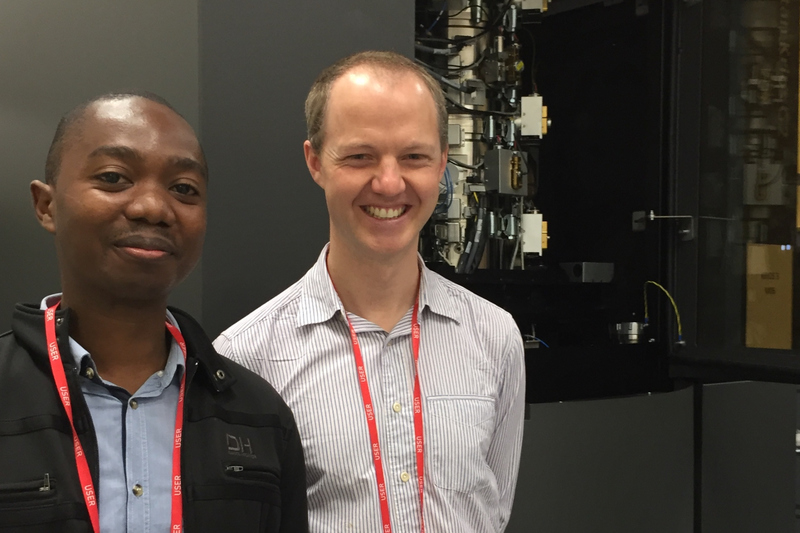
[643,280,683,341]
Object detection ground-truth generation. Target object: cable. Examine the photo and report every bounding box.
[450,3,491,22]
[424,0,448,33]
[534,337,550,348]
[465,195,488,273]
[416,60,473,92]
[643,281,683,342]
[415,0,511,48]
[509,235,520,270]
[417,3,492,40]
[419,49,487,74]
[414,43,458,56]
[445,94,518,117]
[448,157,482,170]
[435,165,454,214]
[449,0,513,46]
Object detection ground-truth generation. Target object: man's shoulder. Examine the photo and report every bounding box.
[426,268,517,328]
[222,356,293,415]
[182,322,297,427]
[0,329,29,368]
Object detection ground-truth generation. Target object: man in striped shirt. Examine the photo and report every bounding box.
[215,51,525,532]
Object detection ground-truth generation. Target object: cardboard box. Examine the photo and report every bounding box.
[745,243,793,350]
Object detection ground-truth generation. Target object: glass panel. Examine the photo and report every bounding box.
[696,0,799,354]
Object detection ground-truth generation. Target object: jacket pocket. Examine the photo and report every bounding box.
[0,477,56,505]
[0,477,90,532]
[425,395,496,493]
[187,466,282,533]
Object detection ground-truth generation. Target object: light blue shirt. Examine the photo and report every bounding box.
[41,295,184,533]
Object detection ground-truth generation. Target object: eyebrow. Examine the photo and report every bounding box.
[338,143,374,153]
[166,155,207,179]
[403,143,437,153]
[88,145,145,162]
[338,142,437,153]
[88,145,206,179]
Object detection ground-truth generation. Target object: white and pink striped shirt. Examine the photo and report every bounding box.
[214,246,525,532]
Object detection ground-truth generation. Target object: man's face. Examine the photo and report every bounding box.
[304,68,447,262]
[32,97,207,304]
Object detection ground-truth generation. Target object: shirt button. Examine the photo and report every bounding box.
[400,471,410,483]
[84,367,95,380]
[157,370,164,377]
[132,484,143,497]
[130,399,139,410]
[392,402,402,413]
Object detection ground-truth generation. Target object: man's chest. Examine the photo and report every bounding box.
[267,327,499,493]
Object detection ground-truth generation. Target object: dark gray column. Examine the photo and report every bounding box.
[701,382,795,533]
[0,0,201,331]
[198,1,414,336]
[507,388,694,533]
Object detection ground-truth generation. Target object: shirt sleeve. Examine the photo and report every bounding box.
[485,316,526,531]
[212,333,235,359]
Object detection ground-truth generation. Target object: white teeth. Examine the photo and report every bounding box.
[365,206,405,219]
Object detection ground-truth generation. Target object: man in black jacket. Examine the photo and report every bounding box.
[0,92,308,532]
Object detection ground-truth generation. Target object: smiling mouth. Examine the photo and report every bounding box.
[363,206,407,220]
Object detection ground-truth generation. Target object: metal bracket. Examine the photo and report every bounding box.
[648,210,694,241]
[632,210,694,240]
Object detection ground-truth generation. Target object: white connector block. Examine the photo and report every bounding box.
[520,95,546,137]
[521,212,544,255]
[519,0,548,12]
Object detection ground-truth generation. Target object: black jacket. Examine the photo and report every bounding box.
[0,303,308,533]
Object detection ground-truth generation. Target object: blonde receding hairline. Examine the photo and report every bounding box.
[304,51,448,153]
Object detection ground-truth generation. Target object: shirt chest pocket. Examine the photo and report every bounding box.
[425,395,496,494]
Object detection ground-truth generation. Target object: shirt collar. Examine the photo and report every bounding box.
[39,293,186,379]
[418,260,461,325]
[296,245,461,327]
[296,245,345,327]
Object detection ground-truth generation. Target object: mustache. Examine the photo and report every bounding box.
[113,233,176,254]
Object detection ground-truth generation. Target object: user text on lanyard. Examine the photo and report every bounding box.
[344,299,425,533]
[44,303,187,533]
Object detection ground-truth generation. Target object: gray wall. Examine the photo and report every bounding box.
[199,0,414,336]
[0,0,202,331]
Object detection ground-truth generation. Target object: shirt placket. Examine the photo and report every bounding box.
[381,331,420,533]
[126,394,149,533]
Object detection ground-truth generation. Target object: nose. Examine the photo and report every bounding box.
[124,181,176,227]
[371,157,406,197]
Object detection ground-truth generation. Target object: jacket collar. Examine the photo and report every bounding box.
[11,303,237,394]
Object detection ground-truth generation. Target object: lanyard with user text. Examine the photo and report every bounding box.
[44,304,187,533]
[343,300,425,533]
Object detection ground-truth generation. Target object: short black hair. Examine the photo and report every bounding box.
[44,90,207,183]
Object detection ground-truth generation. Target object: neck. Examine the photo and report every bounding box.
[327,242,420,332]
[60,290,170,395]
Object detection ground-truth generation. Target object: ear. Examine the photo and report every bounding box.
[31,180,56,234]
[438,145,449,176]
[304,140,325,189]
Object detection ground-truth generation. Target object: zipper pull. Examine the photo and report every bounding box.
[226,465,243,472]
[39,473,51,492]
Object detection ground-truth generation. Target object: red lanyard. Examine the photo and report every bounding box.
[44,304,187,533]
[343,301,425,533]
